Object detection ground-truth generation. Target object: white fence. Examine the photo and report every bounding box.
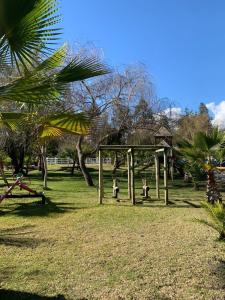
[46,157,111,165]
[85,157,112,164]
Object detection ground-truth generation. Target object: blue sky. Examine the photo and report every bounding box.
[61,0,225,114]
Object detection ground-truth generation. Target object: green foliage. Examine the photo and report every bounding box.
[198,201,225,241]
[46,139,59,156]
[59,147,77,160]
[0,149,10,164]
[178,128,224,171]
[183,160,206,182]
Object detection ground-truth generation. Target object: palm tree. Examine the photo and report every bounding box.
[0,0,109,184]
[178,128,224,204]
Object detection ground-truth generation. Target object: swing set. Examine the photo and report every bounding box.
[98,145,172,205]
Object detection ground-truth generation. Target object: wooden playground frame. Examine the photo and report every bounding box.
[98,145,171,205]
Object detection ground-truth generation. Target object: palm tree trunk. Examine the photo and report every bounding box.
[206,170,222,204]
[76,136,94,186]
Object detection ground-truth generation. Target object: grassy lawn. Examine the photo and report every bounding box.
[0,166,225,300]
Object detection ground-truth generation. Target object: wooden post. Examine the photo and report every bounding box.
[163,149,168,205]
[170,148,174,182]
[99,149,103,204]
[155,154,160,199]
[130,148,135,205]
[127,152,131,199]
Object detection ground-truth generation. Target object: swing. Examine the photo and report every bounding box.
[141,178,150,198]
[141,166,154,199]
[112,177,120,200]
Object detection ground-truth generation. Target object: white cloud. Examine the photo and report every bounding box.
[206,101,225,128]
[163,107,182,120]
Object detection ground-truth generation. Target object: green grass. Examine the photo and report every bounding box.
[0,166,225,300]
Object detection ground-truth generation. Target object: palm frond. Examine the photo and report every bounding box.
[35,44,67,73]
[39,125,64,138]
[0,0,109,105]
[0,55,109,103]
[55,56,109,83]
[197,219,222,234]
[0,0,61,69]
[0,76,59,103]
[0,112,27,130]
[39,112,91,138]
[196,201,225,240]
[193,132,208,151]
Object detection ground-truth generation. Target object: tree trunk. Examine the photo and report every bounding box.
[8,145,25,175]
[112,152,123,176]
[41,142,48,190]
[71,159,79,175]
[71,159,76,175]
[206,170,222,204]
[112,152,118,177]
[0,159,9,186]
[76,136,94,186]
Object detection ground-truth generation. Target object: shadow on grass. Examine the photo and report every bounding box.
[0,225,46,248]
[215,258,225,289]
[0,198,79,217]
[0,289,67,300]
[102,198,201,208]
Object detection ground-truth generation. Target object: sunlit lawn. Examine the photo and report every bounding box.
[0,165,225,300]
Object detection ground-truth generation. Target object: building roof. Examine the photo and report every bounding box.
[157,140,171,147]
[154,126,172,137]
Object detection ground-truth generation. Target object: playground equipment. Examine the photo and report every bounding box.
[141,178,150,199]
[0,174,46,204]
[98,144,172,205]
[112,178,120,199]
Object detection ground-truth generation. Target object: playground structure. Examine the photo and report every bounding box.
[98,144,172,205]
[0,174,46,204]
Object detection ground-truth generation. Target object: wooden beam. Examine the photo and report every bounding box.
[163,150,169,205]
[127,153,131,199]
[155,148,165,153]
[130,148,135,205]
[99,149,103,204]
[99,145,168,151]
[155,154,160,199]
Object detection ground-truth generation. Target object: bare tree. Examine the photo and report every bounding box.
[69,64,160,186]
